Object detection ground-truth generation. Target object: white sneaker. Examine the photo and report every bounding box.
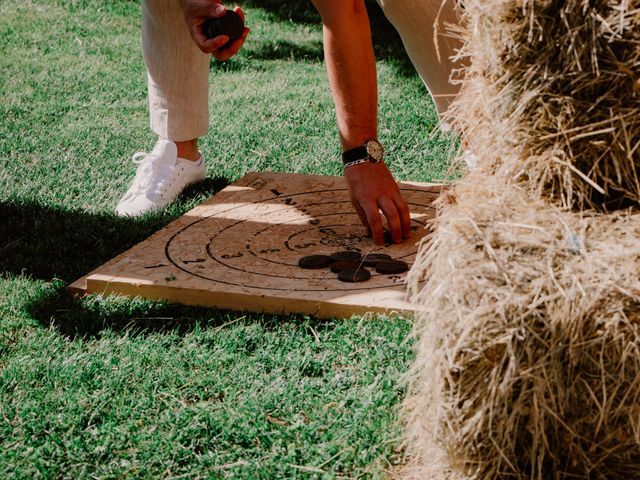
[115,140,206,217]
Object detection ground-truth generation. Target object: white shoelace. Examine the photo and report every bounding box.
[128,151,175,198]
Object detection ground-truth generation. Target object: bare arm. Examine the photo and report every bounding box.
[311,0,411,244]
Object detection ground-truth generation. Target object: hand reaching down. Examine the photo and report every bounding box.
[344,162,412,245]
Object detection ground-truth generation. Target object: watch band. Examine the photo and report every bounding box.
[343,158,370,169]
[341,145,368,165]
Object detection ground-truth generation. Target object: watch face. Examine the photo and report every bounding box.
[366,140,383,162]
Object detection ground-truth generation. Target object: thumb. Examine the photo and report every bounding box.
[210,3,226,17]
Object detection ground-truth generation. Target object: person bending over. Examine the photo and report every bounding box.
[116,0,458,244]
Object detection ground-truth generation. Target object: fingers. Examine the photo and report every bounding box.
[363,196,406,245]
[378,196,403,244]
[350,196,372,238]
[344,162,413,245]
[234,6,245,22]
[393,192,412,239]
[194,5,248,59]
[198,33,232,54]
[354,193,411,245]
[361,200,385,245]
[209,3,226,17]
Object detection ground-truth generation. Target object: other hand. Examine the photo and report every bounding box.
[179,1,250,61]
[344,162,411,245]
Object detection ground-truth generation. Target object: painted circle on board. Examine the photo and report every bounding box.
[165,188,434,292]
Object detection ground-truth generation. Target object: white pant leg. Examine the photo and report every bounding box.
[377,0,462,116]
[141,0,210,141]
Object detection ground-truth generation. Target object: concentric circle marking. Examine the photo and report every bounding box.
[165,188,434,292]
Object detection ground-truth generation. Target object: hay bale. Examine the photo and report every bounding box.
[405,177,640,479]
[447,0,640,210]
[403,3,640,476]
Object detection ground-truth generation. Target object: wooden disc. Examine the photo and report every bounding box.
[330,260,360,273]
[375,260,409,274]
[338,267,371,283]
[330,251,362,262]
[362,253,392,267]
[298,255,332,269]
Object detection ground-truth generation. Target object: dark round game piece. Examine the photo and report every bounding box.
[329,251,362,263]
[330,260,360,273]
[338,267,371,283]
[203,10,245,46]
[362,253,392,267]
[298,255,332,269]
[375,260,409,274]
[383,230,393,245]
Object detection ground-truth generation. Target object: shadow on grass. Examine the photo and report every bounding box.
[242,0,417,76]
[1,175,340,339]
[0,176,229,284]
[27,284,334,341]
[250,39,324,62]
[209,39,324,73]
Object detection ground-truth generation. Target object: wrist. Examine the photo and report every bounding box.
[342,139,384,168]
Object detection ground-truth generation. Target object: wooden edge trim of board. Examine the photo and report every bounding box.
[84,276,416,319]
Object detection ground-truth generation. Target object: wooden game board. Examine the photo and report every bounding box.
[70,172,443,318]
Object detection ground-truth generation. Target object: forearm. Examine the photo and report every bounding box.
[312,0,378,151]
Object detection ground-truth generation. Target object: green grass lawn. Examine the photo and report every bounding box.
[0,1,452,478]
